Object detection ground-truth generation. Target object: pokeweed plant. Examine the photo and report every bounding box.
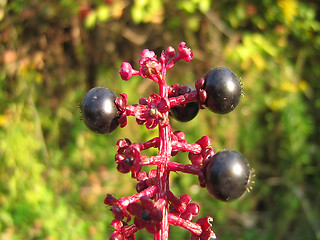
[80,42,253,240]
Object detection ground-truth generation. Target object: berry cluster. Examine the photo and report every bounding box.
[80,42,252,240]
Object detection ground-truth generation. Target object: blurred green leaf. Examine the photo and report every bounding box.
[131,0,163,24]
[84,11,97,29]
[97,5,110,22]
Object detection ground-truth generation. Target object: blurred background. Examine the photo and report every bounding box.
[1,0,320,239]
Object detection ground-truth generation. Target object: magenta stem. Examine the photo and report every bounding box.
[141,155,163,165]
[153,66,171,240]
[169,90,198,107]
[167,162,203,175]
[118,185,158,208]
[167,191,186,212]
[141,155,204,175]
[168,213,202,236]
[171,141,202,154]
[140,137,160,150]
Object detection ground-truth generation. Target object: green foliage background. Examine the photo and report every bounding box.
[1,0,320,239]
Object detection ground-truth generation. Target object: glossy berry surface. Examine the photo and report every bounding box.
[204,67,242,114]
[169,86,199,122]
[81,87,119,134]
[205,149,251,201]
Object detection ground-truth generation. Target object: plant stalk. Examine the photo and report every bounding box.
[154,70,171,240]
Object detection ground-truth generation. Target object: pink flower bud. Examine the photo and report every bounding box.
[165,46,176,58]
[140,49,156,59]
[178,42,193,62]
[120,62,135,81]
[197,136,212,148]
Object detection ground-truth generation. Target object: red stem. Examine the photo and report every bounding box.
[154,67,171,240]
[169,90,198,107]
[171,141,202,154]
[167,162,203,175]
[168,213,202,236]
[167,190,182,207]
[118,185,158,208]
[167,190,187,213]
[140,137,160,150]
[141,155,163,165]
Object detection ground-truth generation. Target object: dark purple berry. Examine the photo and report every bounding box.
[205,150,251,201]
[169,85,199,122]
[204,67,242,114]
[81,87,120,134]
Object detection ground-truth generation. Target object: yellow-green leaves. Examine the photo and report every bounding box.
[131,0,164,24]
[177,0,211,14]
[277,0,298,25]
[84,5,110,29]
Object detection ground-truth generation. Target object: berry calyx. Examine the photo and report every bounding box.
[81,87,120,134]
[203,67,242,114]
[205,149,251,201]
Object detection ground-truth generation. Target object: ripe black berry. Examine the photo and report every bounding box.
[81,87,120,134]
[204,67,242,114]
[169,85,199,122]
[205,150,251,202]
